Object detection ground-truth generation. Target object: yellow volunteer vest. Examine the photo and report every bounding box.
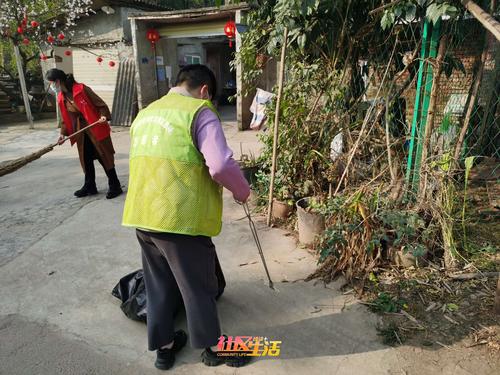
[122,92,223,236]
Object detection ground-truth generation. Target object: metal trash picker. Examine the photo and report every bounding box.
[241,202,275,290]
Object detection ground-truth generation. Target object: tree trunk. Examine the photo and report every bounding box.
[13,44,34,128]
[419,35,448,197]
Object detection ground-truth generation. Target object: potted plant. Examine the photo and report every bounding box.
[239,151,260,187]
[271,182,294,219]
[296,196,326,245]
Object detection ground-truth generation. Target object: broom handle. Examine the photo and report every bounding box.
[50,119,106,147]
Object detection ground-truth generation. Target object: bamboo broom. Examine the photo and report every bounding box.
[0,119,105,177]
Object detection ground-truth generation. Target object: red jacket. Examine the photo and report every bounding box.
[58,83,111,145]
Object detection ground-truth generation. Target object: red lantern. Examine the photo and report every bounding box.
[22,38,29,45]
[17,26,24,34]
[31,21,39,28]
[22,17,27,27]
[224,20,236,47]
[47,35,55,43]
[108,61,115,67]
[96,56,103,64]
[146,28,160,48]
[64,50,72,56]
[58,32,65,41]
[40,53,47,61]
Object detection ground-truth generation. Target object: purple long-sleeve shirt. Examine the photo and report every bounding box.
[170,87,250,202]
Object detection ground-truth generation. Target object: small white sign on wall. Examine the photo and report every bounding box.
[165,65,172,86]
[156,56,164,66]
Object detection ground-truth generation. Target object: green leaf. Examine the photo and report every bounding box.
[369,272,378,283]
[298,34,307,51]
[426,3,441,24]
[444,5,458,19]
[464,156,475,182]
[431,152,451,171]
[381,11,396,30]
[446,303,459,312]
[426,3,459,24]
[405,4,417,21]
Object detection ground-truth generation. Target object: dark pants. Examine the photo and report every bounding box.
[136,229,222,351]
[83,134,120,189]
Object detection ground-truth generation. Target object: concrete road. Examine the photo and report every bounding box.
[0,121,497,375]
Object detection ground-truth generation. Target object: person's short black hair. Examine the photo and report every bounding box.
[175,64,217,99]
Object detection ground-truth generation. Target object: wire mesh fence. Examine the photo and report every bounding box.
[359,15,499,194]
[243,1,499,279]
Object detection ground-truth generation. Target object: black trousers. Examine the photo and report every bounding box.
[136,229,222,351]
[83,134,119,188]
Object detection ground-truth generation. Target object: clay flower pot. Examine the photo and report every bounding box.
[272,199,293,219]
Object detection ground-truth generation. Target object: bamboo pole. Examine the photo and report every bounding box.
[266,27,288,227]
[461,0,500,42]
[385,99,396,183]
[405,20,431,187]
[411,20,441,191]
[418,34,448,197]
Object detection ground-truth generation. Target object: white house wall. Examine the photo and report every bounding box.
[72,47,120,108]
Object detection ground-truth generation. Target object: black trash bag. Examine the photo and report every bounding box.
[112,269,147,322]
[112,254,226,323]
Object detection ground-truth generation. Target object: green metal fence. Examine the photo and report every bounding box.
[405,16,499,192]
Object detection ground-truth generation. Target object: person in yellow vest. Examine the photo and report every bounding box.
[122,64,251,370]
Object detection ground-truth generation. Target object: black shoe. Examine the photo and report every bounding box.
[74,184,98,198]
[106,186,123,199]
[154,330,188,370]
[105,167,123,199]
[201,347,224,367]
[201,344,251,367]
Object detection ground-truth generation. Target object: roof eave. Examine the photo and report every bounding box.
[128,3,250,21]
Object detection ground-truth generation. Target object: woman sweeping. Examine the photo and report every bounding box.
[46,68,123,199]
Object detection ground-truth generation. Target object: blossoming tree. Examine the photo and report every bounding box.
[0,0,93,125]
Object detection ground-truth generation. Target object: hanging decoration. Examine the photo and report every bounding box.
[57,32,65,41]
[17,26,24,34]
[22,37,29,45]
[30,21,39,28]
[224,20,236,47]
[47,34,55,43]
[40,53,47,61]
[146,28,160,49]
[64,50,72,56]
[108,61,116,68]
[96,56,103,64]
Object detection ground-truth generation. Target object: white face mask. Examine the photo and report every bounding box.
[50,82,61,95]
